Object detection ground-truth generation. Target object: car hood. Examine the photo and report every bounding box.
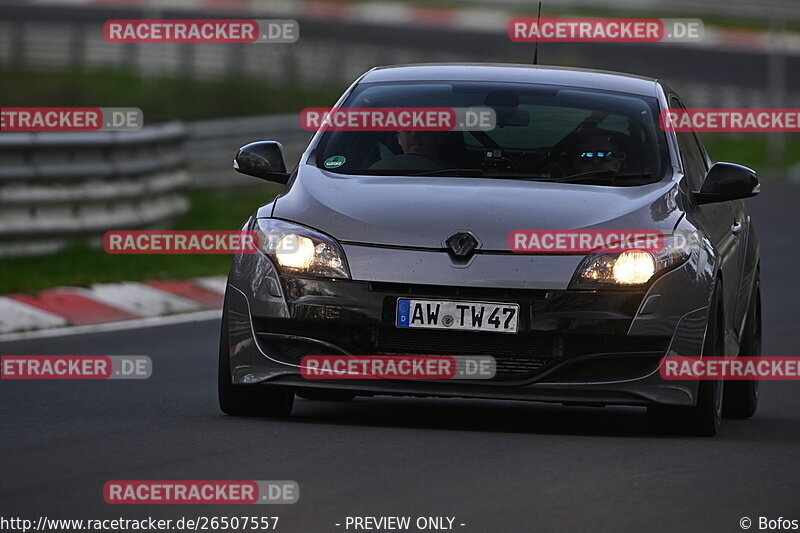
[269,165,683,250]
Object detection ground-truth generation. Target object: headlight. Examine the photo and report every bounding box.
[569,232,696,289]
[254,219,350,279]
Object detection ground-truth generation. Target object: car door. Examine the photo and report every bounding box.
[692,124,752,339]
[670,96,745,351]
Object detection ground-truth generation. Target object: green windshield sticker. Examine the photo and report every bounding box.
[323,155,346,169]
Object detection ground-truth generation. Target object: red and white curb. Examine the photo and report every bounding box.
[0,276,227,337]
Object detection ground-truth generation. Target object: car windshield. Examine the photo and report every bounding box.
[314,81,671,185]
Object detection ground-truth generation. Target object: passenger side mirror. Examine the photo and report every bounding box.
[694,162,759,205]
[233,141,290,184]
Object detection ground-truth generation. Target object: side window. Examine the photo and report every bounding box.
[670,97,707,190]
[693,130,713,170]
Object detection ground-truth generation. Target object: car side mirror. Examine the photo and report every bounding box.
[233,141,290,184]
[694,162,760,205]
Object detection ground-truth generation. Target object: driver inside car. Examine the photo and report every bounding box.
[370,130,448,171]
[567,128,627,175]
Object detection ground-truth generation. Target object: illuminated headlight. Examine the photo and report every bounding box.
[254,219,350,279]
[569,233,696,289]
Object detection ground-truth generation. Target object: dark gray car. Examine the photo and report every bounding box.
[219,64,761,436]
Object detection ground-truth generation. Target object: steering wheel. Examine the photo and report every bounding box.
[482,154,525,173]
[523,149,571,176]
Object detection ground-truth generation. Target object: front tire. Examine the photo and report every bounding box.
[723,274,761,419]
[218,300,294,417]
[296,390,356,402]
[648,281,725,436]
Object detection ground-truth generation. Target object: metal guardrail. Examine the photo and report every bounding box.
[0,113,309,258]
[0,122,189,257]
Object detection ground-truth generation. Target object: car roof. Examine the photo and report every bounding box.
[360,63,662,97]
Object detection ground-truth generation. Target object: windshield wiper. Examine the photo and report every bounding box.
[406,168,551,179]
[333,167,653,183]
[551,170,653,184]
[407,168,654,183]
[406,168,484,177]
[330,168,487,177]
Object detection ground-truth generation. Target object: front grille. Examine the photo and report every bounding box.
[369,282,547,300]
[546,353,663,382]
[252,317,670,382]
[376,327,555,380]
[494,356,549,375]
[376,327,554,357]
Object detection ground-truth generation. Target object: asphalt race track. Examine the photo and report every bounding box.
[1,184,799,533]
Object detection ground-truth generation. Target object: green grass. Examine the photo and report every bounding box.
[0,186,282,295]
[0,69,343,121]
[699,133,799,175]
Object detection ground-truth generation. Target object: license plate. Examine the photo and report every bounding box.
[395,298,519,333]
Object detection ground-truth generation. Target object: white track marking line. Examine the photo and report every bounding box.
[0,309,221,343]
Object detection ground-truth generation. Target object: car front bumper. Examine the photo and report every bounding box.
[224,248,714,408]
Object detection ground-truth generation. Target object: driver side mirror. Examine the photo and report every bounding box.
[694,162,760,205]
[233,141,290,184]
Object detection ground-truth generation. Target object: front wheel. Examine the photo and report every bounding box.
[218,300,294,417]
[723,274,761,419]
[296,389,356,402]
[648,282,725,436]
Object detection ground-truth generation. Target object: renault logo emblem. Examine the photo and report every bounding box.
[445,231,479,259]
